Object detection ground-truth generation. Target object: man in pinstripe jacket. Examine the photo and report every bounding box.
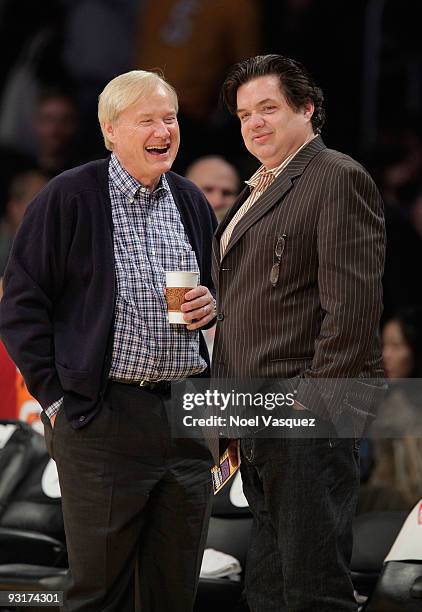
[213,55,385,611]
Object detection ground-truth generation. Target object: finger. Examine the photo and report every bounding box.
[184,285,207,300]
[181,294,211,312]
[186,315,213,330]
[186,311,214,330]
[183,302,214,322]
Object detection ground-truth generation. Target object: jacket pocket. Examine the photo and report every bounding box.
[56,362,93,398]
[56,362,89,380]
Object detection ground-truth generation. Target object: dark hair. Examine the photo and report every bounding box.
[387,308,422,377]
[221,54,325,134]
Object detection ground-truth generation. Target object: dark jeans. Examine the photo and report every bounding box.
[240,436,360,612]
[43,382,213,612]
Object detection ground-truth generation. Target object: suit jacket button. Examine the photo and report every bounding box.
[217,313,224,321]
[79,415,86,422]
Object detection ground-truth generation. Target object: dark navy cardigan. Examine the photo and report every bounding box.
[0,158,217,427]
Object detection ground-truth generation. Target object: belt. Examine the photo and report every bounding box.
[111,378,171,394]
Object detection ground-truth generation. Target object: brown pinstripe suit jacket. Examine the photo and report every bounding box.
[212,136,386,424]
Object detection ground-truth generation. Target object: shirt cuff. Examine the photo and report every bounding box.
[293,400,307,411]
[44,397,63,420]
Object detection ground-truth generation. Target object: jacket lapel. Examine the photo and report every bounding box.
[216,136,326,264]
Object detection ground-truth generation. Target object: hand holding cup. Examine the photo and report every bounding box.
[181,285,216,330]
[165,271,216,330]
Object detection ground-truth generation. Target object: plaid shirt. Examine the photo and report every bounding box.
[46,154,206,418]
[109,153,206,380]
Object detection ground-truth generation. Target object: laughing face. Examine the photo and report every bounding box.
[104,85,180,189]
[236,75,314,169]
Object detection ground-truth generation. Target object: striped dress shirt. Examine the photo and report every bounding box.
[220,134,316,259]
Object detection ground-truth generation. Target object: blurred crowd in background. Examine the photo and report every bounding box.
[0,0,422,511]
[0,0,422,317]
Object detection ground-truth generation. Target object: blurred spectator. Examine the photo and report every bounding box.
[135,0,261,170]
[368,433,422,510]
[0,170,48,276]
[382,310,422,380]
[185,156,240,221]
[0,89,80,214]
[366,310,422,509]
[376,310,422,439]
[32,88,80,177]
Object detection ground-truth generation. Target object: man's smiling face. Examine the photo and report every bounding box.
[104,85,180,189]
[236,75,314,169]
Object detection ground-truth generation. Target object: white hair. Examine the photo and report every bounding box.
[98,70,178,151]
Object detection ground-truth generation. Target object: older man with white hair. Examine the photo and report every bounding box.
[0,70,217,611]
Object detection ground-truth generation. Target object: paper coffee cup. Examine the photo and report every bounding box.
[165,271,199,324]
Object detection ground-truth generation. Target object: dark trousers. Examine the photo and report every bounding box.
[240,436,360,612]
[43,382,213,612]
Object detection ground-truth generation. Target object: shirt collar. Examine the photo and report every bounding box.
[245,134,317,189]
[245,165,275,189]
[109,153,169,201]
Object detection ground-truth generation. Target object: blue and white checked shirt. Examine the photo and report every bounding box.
[46,154,206,418]
[109,153,206,380]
